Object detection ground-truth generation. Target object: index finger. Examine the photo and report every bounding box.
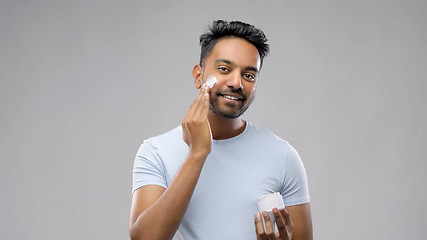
[195,87,210,119]
[187,85,208,117]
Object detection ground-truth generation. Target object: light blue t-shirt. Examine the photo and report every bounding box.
[133,122,310,240]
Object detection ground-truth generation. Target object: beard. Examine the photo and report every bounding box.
[209,90,254,119]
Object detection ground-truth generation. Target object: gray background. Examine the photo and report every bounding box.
[1,0,426,239]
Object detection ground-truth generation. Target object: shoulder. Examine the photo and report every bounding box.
[245,122,291,148]
[137,126,184,153]
[144,126,182,144]
[244,122,301,162]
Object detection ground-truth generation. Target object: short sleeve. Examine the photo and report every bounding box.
[281,144,310,206]
[132,139,167,193]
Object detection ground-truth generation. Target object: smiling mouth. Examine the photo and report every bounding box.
[222,95,240,101]
[219,93,245,101]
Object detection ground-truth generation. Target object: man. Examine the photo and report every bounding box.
[129,20,312,240]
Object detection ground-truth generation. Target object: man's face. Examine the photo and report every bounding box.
[201,37,261,119]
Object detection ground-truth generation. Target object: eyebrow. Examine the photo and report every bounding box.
[215,58,259,73]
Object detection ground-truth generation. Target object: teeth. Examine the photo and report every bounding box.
[223,95,238,100]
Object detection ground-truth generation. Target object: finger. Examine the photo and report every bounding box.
[202,85,210,111]
[196,92,210,119]
[193,88,206,112]
[262,211,276,239]
[254,212,267,240]
[273,208,288,240]
[194,86,209,119]
[201,83,210,92]
[194,85,209,113]
[279,208,291,226]
[185,88,206,124]
[182,118,191,141]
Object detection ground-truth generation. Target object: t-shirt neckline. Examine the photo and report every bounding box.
[212,121,250,144]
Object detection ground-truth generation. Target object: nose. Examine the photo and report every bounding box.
[226,72,243,90]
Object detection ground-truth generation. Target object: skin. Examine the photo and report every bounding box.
[129,37,313,240]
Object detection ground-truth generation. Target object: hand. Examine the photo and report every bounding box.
[255,208,294,240]
[182,85,212,157]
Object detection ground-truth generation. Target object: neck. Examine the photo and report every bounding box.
[208,111,246,140]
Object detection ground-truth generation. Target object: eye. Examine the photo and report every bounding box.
[218,66,230,72]
[243,73,256,82]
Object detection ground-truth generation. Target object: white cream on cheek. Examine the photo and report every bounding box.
[204,74,218,88]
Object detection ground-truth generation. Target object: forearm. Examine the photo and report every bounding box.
[130,152,207,240]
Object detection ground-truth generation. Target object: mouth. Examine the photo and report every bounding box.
[219,93,244,102]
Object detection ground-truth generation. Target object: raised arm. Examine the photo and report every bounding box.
[129,85,212,240]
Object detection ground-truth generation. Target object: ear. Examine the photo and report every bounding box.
[192,65,203,89]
